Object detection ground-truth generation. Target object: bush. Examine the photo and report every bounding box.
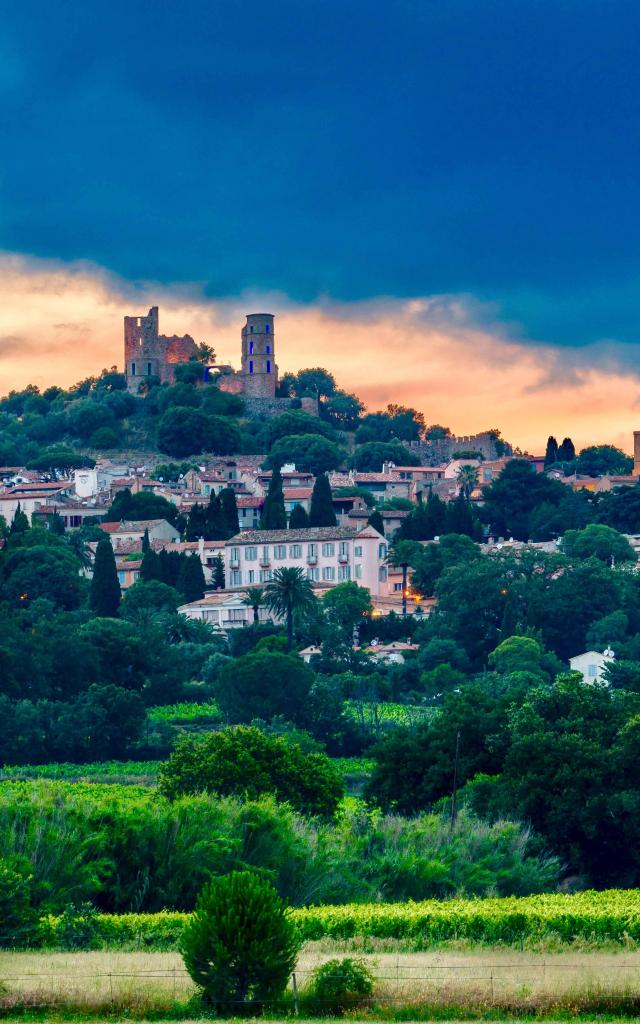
[304,957,374,1015]
[0,857,36,948]
[180,871,300,1012]
[55,901,100,949]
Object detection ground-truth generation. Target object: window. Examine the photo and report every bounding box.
[354,545,362,557]
[131,362,136,375]
[322,542,335,557]
[393,581,403,592]
[249,341,254,354]
[147,362,152,375]
[250,325,254,332]
[245,546,257,561]
[265,323,270,333]
[322,566,335,581]
[339,541,349,557]
[247,569,255,583]
[249,360,253,374]
[289,544,302,558]
[588,664,597,677]
[118,571,125,585]
[227,609,246,622]
[307,567,319,581]
[230,547,240,563]
[355,564,362,579]
[266,360,271,373]
[379,566,388,581]
[338,566,351,581]
[308,543,317,557]
[259,569,272,583]
[262,545,270,562]
[378,543,387,559]
[266,345,270,354]
[274,544,287,559]
[231,570,241,586]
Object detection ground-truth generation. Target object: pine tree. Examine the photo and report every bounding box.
[261,464,287,530]
[289,503,309,528]
[211,553,226,590]
[309,473,337,527]
[367,509,385,535]
[178,553,206,602]
[544,436,559,467]
[557,437,576,463]
[140,547,162,582]
[90,538,121,617]
[219,488,240,536]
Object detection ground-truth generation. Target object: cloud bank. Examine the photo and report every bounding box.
[0,252,638,455]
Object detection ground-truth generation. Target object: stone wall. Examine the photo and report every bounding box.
[407,431,510,465]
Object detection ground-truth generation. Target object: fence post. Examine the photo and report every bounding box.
[292,972,298,1015]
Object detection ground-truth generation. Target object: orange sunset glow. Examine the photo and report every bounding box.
[0,253,636,455]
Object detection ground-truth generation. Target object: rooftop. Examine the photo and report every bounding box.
[226,525,383,544]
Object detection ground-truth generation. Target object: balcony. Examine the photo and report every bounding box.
[338,552,349,563]
[229,558,239,568]
[307,554,317,565]
[260,558,271,568]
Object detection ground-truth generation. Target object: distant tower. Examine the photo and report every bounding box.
[124,306,160,392]
[634,431,640,477]
[240,313,277,398]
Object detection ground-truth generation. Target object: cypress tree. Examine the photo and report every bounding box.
[90,538,121,617]
[10,503,29,536]
[142,527,150,553]
[219,488,240,536]
[544,436,559,467]
[557,437,576,463]
[289,503,309,529]
[261,465,287,530]
[185,503,207,541]
[140,547,162,581]
[368,509,385,535]
[445,491,477,537]
[178,553,206,602]
[205,493,228,540]
[211,553,226,590]
[159,549,182,587]
[309,473,337,527]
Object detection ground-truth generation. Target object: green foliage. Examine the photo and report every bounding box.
[264,566,317,648]
[260,463,287,529]
[90,538,121,616]
[159,726,344,817]
[481,459,568,540]
[0,857,36,948]
[55,901,100,950]
[289,503,310,528]
[177,553,206,602]
[577,444,634,477]
[104,487,179,525]
[180,871,301,1011]
[304,957,373,1015]
[214,650,315,723]
[561,523,636,563]
[352,441,420,471]
[309,472,337,526]
[267,434,344,474]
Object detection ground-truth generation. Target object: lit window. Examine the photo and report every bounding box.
[249,341,254,354]
[266,361,271,373]
[266,345,270,354]
[265,323,270,333]
[249,361,253,374]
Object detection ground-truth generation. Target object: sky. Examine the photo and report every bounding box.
[1,0,639,452]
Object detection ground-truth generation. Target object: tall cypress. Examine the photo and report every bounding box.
[90,538,121,617]
[219,488,240,536]
[544,436,559,467]
[289,503,309,529]
[142,528,150,553]
[309,473,337,527]
[368,509,385,535]
[211,553,226,590]
[261,465,287,530]
[205,493,228,540]
[557,437,576,463]
[178,553,206,602]
[140,547,162,582]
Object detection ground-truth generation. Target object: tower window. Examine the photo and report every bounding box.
[250,325,254,333]
[265,323,270,333]
[266,345,270,354]
[131,362,136,375]
[249,341,253,354]
[249,360,253,374]
[147,362,152,375]
[266,360,271,373]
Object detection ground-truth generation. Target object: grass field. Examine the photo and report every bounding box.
[4,946,640,1018]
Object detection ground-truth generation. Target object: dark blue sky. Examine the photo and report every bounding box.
[2,0,639,349]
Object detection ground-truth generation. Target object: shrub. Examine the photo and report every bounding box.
[0,857,36,948]
[180,871,300,1012]
[55,901,100,950]
[304,957,374,1015]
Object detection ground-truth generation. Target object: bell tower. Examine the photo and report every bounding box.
[240,313,277,397]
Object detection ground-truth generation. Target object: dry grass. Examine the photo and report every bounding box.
[3,945,640,1016]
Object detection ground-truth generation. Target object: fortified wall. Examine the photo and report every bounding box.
[407,431,510,466]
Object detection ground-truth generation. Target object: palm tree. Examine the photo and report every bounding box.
[457,463,479,501]
[388,539,422,617]
[242,586,265,624]
[263,567,316,649]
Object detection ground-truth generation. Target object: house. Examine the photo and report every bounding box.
[569,649,615,684]
[178,589,273,629]
[115,557,142,590]
[365,641,420,664]
[98,518,180,550]
[237,496,263,530]
[224,525,388,594]
[284,487,313,517]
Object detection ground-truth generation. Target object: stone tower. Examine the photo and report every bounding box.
[124,306,161,390]
[240,313,277,398]
[634,431,640,477]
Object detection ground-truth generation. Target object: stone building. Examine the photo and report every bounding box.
[124,306,199,391]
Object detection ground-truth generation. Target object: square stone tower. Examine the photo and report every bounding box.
[634,431,640,477]
[240,313,278,397]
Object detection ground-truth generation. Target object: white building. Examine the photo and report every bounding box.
[179,589,272,629]
[224,525,388,595]
[569,649,615,684]
[98,518,180,550]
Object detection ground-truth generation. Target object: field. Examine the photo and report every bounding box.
[4,947,640,1017]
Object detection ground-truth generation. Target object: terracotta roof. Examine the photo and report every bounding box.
[226,525,383,544]
[99,518,174,534]
[236,496,262,508]
[284,488,313,499]
[353,473,404,483]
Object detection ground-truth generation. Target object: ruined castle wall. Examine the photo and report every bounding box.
[407,431,506,465]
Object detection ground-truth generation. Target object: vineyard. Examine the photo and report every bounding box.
[35,891,640,951]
